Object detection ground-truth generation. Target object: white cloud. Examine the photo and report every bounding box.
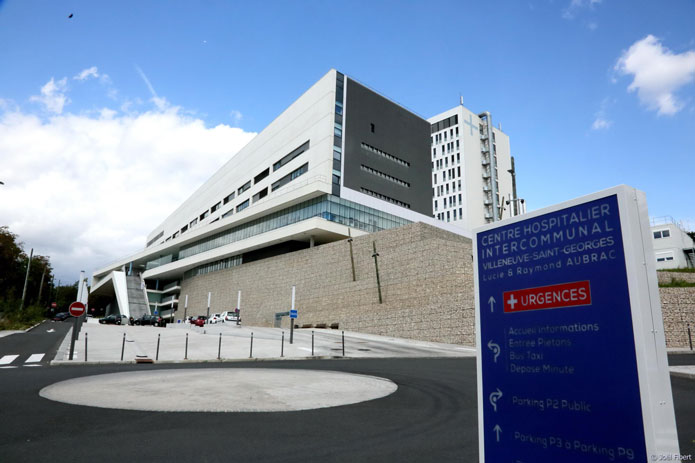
[74,66,99,81]
[615,35,695,116]
[562,0,602,19]
[591,118,612,130]
[590,97,613,130]
[29,77,69,114]
[0,79,256,284]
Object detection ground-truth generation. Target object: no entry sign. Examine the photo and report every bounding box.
[68,301,86,317]
[474,185,678,462]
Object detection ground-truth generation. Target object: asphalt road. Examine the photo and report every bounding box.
[0,358,475,463]
[0,320,71,367]
[0,326,693,462]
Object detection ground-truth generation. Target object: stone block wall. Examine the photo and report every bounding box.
[180,222,477,345]
[179,227,695,349]
[660,287,695,348]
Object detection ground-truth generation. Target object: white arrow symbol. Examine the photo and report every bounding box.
[489,388,503,412]
[487,340,501,363]
[493,424,502,442]
[488,296,496,312]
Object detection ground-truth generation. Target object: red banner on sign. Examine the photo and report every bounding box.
[504,281,591,313]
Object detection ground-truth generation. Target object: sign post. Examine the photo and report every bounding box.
[68,302,86,360]
[290,286,296,344]
[474,185,678,462]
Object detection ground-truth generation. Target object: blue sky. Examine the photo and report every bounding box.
[0,0,694,283]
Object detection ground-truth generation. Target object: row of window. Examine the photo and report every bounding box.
[653,229,671,239]
[158,140,314,246]
[431,114,458,134]
[432,126,459,145]
[360,164,410,188]
[434,194,462,212]
[360,142,410,167]
[271,163,309,192]
[144,195,412,270]
[183,255,243,279]
[435,180,461,197]
[360,187,411,209]
[656,256,674,262]
[436,208,463,223]
[333,73,344,195]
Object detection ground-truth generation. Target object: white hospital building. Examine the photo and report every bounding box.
[90,69,520,325]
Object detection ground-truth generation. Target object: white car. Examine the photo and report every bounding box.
[220,311,239,322]
[208,313,221,324]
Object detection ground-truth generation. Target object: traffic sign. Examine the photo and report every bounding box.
[290,309,297,319]
[474,186,678,462]
[68,301,86,317]
[51,302,57,308]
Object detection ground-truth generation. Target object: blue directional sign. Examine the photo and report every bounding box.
[290,309,297,319]
[476,192,649,462]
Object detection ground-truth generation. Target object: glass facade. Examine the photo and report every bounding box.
[184,255,242,279]
[145,195,411,270]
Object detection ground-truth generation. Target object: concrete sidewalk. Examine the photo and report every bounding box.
[52,319,476,365]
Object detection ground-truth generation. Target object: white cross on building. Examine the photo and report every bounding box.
[507,294,518,310]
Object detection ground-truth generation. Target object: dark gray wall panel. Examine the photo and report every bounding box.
[342,78,432,216]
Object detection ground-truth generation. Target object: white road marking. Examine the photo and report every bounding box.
[0,355,19,365]
[0,366,18,369]
[26,354,45,363]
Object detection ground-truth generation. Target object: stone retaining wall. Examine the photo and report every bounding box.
[179,225,695,349]
[180,222,476,345]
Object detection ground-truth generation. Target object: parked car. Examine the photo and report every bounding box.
[220,311,240,323]
[208,313,221,324]
[190,316,207,327]
[135,314,164,326]
[99,314,128,325]
[52,312,71,322]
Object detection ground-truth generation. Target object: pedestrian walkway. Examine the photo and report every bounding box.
[52,319,476,365]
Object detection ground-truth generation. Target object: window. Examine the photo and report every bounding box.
[434,174,437,183]
[360,142,410,167]
[457,166,461,177]
[334,122,342,137]
[211,202,221,213]
[457,153,460,163]
[222,210,233,219]
[180,225,188,234]
[273,140,310,171]
[252,187,268,203]
[223,192,235,204]
[271,163,308,191]
[173,231,179,239]
[663,230,671,238]
[434,200,438,211]
[254,168,270,184]
[236,199,249,212]
[335,102,343,115]
[200,210,210,221]
[190,218,198,227]
[238,181,251,195]
[370,123,375,133]
[360,187,410,209]
[458,194,462,205]
[333,147,342,161]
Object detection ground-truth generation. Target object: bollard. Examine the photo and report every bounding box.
[312,330,314,356]
[85,333,88,362]
[218,333,222,360]
[121,333,126,361]
[342,331,345,357]
[156,333,161,361]
[185,333,189,360]
[250,332,254,358]
[281,331,284,357]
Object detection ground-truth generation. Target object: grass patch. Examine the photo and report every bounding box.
[0,305,46,330]
[659,278,695,288]
[659,268,695,273]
